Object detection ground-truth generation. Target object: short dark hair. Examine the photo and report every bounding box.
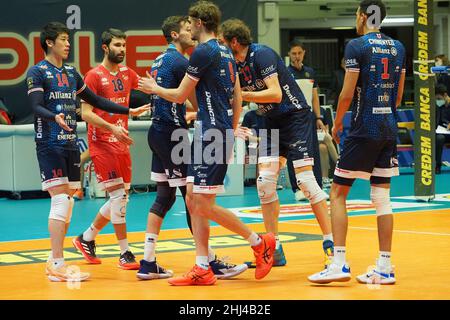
[436,83,448,96]
[40,22,70,54]
[101,28,126,47]
[162,16,190,43]
[435,54,450,66]
[188,1,221,34]
[220,19,252,45]
[359,0,387,23]
[288,39,305,51]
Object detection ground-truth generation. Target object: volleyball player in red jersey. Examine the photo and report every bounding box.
[72,28,149,270]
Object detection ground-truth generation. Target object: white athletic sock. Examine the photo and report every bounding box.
[275,235,280,250]
[247,232,262,247]
[118,239,129,254]
[333,246,346,265]
[83,224,99,242]
[143,233,158,262]
[52,258,65,269]
[196,256,209,270]
[378,251,392,269]
[208,246,216,263]
[323,233,333,242]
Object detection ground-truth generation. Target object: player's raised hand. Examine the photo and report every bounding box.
[111,125,133,145]
[138,72,158,94]
[129,103,151,117]
[234,126,254,140]
[332,122,343,144]
[54,113,72,132]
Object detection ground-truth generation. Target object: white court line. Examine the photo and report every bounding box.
[280,221,450,237]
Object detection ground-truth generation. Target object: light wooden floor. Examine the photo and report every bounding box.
[1,208,449,300]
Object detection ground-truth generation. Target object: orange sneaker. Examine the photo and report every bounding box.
[168,265,217,286]
[118,251,140,270]
[72,235,102,264]
[252,233,276,280]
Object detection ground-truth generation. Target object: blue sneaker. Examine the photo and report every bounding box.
[322,240,334,268]
[356,263,396,285]
[244,243,287,268]
[136,260,173,280]
[209,256,248,279]
[308,262,351,284]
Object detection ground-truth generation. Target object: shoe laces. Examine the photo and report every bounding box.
[122,251,136,262]
[213,256,236,268]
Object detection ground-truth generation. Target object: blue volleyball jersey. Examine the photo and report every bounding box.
[26,60,85,150]
[186,39,236,133]
[237,43,310,118]
[150,44,188,131]
[344,32,406,140]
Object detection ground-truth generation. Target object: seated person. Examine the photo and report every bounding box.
[318,107,339,188]
[436,84,450,174]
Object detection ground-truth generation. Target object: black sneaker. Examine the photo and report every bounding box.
[118,250,140,270]
[209,256,248,279]
[72,234,101,264]
[136,259,174,280]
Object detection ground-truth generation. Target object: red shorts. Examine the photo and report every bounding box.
[91,152,132,190]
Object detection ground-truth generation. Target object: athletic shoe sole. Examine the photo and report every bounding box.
[356,275,396,285]
[136,272,173,280]
[215,264,248,280]
[308,274,351,284]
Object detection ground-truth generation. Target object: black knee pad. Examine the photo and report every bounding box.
[150,183,176,218]
[333,175,355,186]
[370,176,391,184]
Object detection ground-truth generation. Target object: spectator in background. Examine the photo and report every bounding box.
[435,84,450,174]
[286,39,325,201]
[318,107,339,188]
[330,58,346,111]
[435,54,450,95]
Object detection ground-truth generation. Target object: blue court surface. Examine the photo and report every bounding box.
[1,169,449,243]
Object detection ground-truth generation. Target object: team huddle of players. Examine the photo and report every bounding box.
[27,0,405,286]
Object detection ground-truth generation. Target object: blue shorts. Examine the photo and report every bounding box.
[36,146,81,191]
[187,129,234,194]
[333,137,399,186]
[259,109,316,168]
[148,125,189,187]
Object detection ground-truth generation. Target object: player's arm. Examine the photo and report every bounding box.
[241,75,282,104]
[396,70,406,109]
[26,68,71,131]
[232,75,243,130]
[139,72,197,104]
[81,102,133,145]
[74,72,129,115]
[332,71,359,143]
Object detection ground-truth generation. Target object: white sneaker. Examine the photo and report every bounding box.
[356,264,396,285]
[295,190,307,201]
[308,262,351,284]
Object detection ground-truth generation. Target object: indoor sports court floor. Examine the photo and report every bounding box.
[1,169,450,300]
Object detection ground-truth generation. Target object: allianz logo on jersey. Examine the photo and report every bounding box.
[187,66,199,75]
[49,91,76,101]
[372,46,397,56]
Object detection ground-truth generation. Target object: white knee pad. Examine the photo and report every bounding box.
[296,170,328,205]
[257,171,278,204]
[99,199,111,220]
[65,197,75,223]
[110,188,127,224]
[371,186,392,216]
[49,194,71,222]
